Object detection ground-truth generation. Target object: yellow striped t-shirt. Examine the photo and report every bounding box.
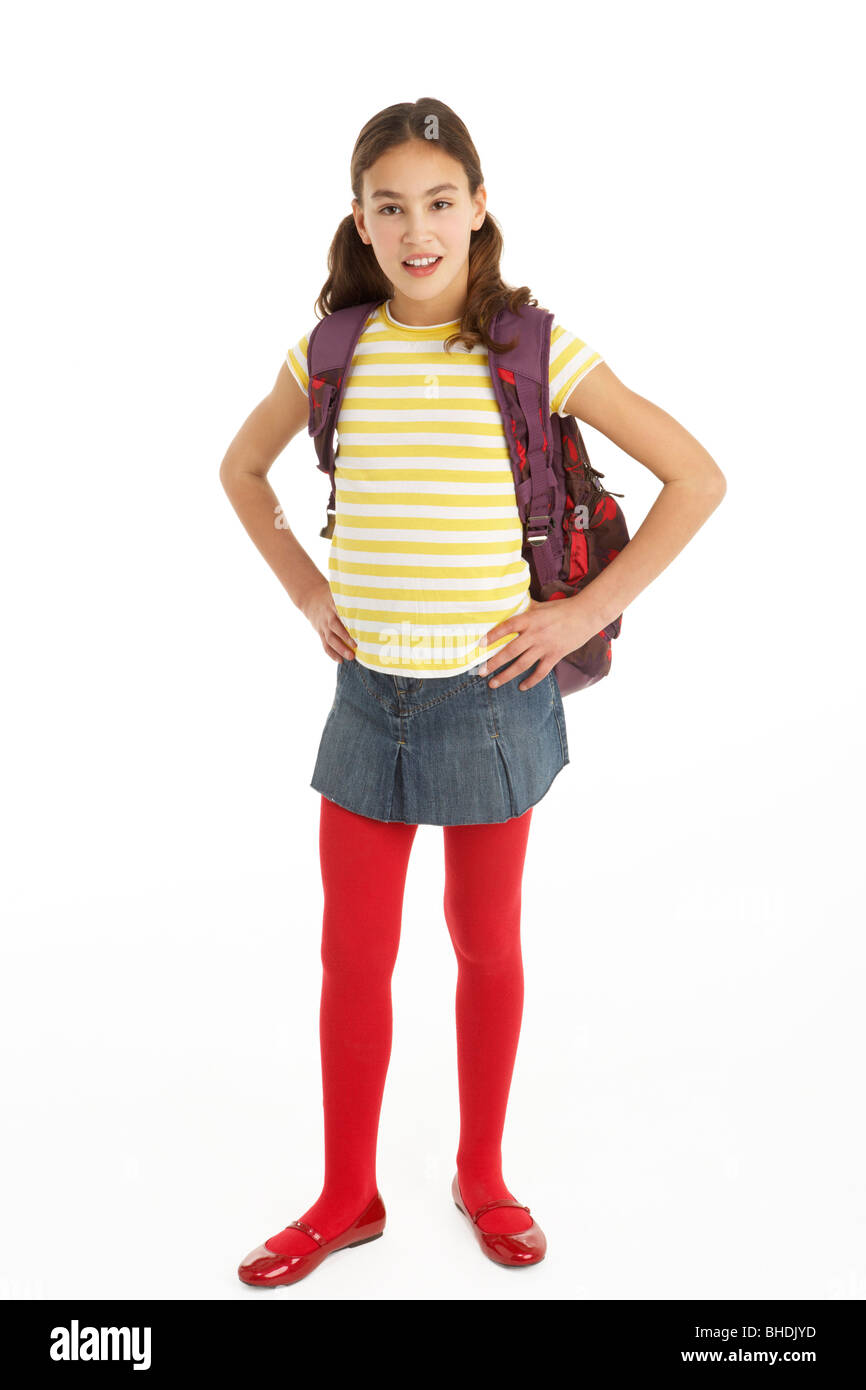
[286,298,603,677]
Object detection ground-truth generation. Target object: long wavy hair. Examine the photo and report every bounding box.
[314,98,540,356]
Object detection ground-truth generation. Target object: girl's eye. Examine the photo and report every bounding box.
[377,200,452,215]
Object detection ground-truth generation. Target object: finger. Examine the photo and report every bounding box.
[483,633,520,668]
[484,648,522,679]
[325,637,354,662]
[487,648,534,687]
[515,661,553,692]
[336,622,357,648]
[484,626,520,649]
[330,624,357,658]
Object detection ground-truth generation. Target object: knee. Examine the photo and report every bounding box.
[320,914,400,981]
[443,899,522,970]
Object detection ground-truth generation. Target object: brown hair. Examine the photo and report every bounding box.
[313,98,540,356]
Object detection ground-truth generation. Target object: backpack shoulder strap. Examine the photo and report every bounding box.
[487,303,561,588]
[307,299,381,381]
[306,300,384,534]
[489,302,553,417]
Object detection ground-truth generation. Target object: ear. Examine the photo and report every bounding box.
[351,197,370,245]
[472,184,487,231]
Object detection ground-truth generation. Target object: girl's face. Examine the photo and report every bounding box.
[352,140,486,322]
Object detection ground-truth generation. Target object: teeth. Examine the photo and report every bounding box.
[405,257,440,266]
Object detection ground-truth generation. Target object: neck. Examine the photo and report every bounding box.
[387,270,468,327]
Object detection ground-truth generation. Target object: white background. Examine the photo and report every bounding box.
[2,0,863,1302]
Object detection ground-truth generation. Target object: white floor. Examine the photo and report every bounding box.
[4,737,863,1301]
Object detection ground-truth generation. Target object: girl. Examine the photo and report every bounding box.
[220,99,726,1288]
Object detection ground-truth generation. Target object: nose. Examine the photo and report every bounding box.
[402,217,436,247]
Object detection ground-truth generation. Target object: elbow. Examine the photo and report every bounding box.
[683,460,726,519]
[218,460,233,496]
[220,447,268,493]
[699,458,727,502]
[219,452,246,496]
[673,451,727,502]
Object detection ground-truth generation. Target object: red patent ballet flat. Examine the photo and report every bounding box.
[452,1173,547,1267]
[237,1191,386,1288]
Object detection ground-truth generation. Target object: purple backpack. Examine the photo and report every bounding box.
[305,299,630,695]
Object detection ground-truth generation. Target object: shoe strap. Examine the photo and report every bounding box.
[285,1219,325,1246]
[471,1198,531,1224]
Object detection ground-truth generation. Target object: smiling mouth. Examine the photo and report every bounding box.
[401,256,443,279]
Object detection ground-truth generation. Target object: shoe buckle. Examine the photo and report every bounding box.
[286,1218,325,1246]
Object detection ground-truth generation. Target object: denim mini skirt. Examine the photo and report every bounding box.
[310,653,570,827]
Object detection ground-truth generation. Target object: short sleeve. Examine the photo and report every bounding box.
[284,326,317,398]
[549,321,604,416]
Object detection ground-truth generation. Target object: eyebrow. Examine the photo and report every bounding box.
[369,183,460,200]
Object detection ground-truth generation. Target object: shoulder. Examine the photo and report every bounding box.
[284,324,318,396]
[548,319,605,415]
[547,317,636,441]
[286,302,384,392]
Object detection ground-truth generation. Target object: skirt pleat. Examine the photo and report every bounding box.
[310,654,569,827]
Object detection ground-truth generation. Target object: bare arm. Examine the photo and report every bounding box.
[218,361,358,663]
[560,362,727,632]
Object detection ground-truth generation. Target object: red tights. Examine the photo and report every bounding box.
[265,795,534,1257]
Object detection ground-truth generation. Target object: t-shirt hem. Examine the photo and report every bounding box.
[353,651,490,679]
[285,351,307,397]
[555,354,604,415]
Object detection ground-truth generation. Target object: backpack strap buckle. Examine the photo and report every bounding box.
[527,513,553,545]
